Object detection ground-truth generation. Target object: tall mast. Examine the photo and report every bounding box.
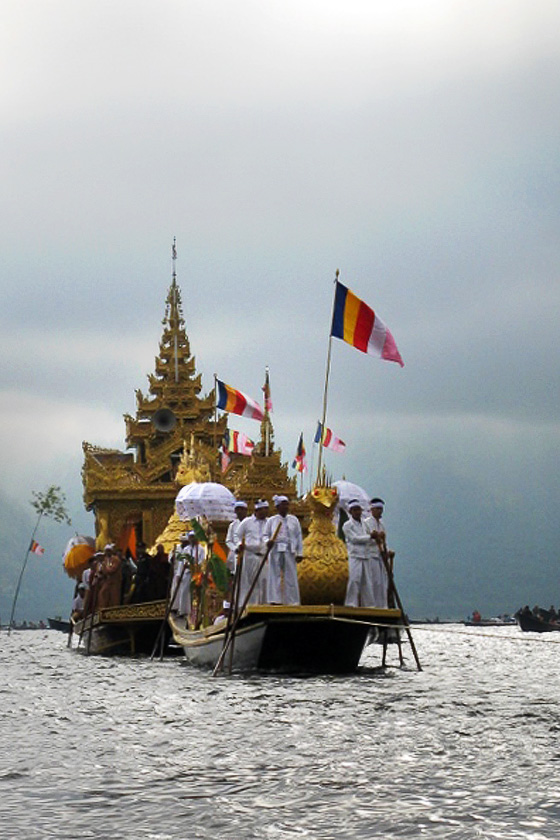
[172,237,179,384]
[316,269,339,482]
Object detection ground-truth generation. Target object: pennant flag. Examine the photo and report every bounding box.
[212,540,227,563]
[208,553,230,594]
[331,280,404,367]
[30,540,45,556]
[216,379,264,421]
[223,429,255,456]
[262,367,273,413]
[292,433,307,473]
[220,448,231,474]
[189,518,209,544]
[314,422,346,453]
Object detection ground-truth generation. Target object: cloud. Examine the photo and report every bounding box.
[1,0,560,616]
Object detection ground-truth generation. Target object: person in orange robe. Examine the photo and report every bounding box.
[96,545,123,609]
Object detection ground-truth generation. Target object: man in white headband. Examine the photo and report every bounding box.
[236,499,269,605]
[363,497,391,608]
[225,500,248,575]
[343,497,385,608]
[264,495,302,605]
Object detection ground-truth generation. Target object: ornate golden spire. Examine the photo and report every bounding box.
[254,367,275,456]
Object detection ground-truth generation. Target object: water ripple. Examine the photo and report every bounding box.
[1,627,560,838]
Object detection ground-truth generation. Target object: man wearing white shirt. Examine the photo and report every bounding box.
[363,497,390,608]
[236,500,269,605]
[225,500,248,574]
[169,533,192,618]
[264,496,302,605]
[343,499,377,608]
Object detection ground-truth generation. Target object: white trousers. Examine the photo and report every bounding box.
[371,557,388,608]
[238,552,267,605]
[345,557,375,607]
[267,550,300,605]
[171,566,191,616]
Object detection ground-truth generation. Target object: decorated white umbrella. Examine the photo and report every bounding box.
[175,482,236,523]
[333,480,371,514]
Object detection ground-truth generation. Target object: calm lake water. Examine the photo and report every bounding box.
[1,625,560,839]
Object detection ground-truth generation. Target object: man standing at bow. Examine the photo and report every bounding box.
[364,497,391,608]
[264,496,302,605]
[236,500,270,605]
[343,499,378,608]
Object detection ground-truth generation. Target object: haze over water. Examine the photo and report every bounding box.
[1,626,559,839]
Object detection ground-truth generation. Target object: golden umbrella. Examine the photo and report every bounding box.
[63,535,95,580]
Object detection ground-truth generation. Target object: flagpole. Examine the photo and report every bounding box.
[265,367,269,458]
[317,269,339,483]
[213,374,218,467]
[8,516,42,634]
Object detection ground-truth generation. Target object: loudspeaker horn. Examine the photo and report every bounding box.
[152,408,176,433]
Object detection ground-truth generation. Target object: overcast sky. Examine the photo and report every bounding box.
[1,1,559,617]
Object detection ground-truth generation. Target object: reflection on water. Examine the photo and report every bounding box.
[1,626,560,839]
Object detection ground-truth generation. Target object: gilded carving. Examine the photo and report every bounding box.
[299,482,348,605]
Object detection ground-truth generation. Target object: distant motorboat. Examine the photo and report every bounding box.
[47,617,71,633]
[516,610,560,633]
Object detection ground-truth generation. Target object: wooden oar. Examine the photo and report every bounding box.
[225,543,244,674]
[212,522,282,677]
[377,534,422,672]
[149,554,188,661]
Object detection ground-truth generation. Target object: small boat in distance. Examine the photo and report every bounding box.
[464,611,516,627]
[48,617,71,633]
[515,606,560,633]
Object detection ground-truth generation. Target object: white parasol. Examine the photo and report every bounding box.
[175,482,236,523]
[333,480,371,514]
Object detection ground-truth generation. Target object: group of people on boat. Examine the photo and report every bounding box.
[220,493,392,613]
[223,495,304,608]
[71,542,171,620]
[71,492,394,623]
[516,604,560,624]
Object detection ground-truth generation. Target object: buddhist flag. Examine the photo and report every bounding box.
[223,429,255,456]
[220,448,231,473]
[331,281,404,367]
[314,422,346,453]
[216,379,264,421]
[30,540,45,556]
[292,433,307,473]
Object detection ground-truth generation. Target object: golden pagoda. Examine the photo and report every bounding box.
[82,242,305,549]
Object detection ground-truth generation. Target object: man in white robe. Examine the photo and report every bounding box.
[236,500,269,605]
[225,501,248,574]
[264,496,302,605]
[343,500,377,608]
[169,534,192,618]
[363,497,390,608]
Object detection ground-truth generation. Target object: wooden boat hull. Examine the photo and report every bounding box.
[71,600,175,655]
[170,605,402,674]
[48,618,71,633]
[516,613,560,633]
